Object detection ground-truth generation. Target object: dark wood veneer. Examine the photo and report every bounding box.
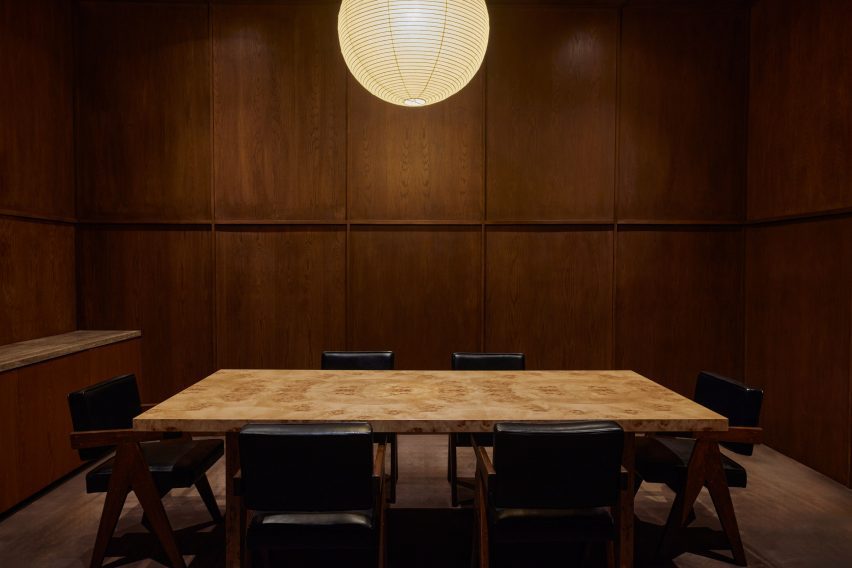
[485,226,614,369]
[486,6,618,221]
[76,1,211,222]
[77,227,214,402]
[615,228,744,397]
[212,3,346,221]
[215,227,346,369]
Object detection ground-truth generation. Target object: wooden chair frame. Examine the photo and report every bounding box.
[649,426,763,566]
[70,428,201,568]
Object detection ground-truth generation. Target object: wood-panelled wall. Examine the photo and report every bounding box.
[0,0,76,346]
[74,1,749,407]
[746,0,852,485]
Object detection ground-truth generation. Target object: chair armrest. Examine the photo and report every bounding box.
[70,429,167,449]
[373,441,387,479]
[140,403,158,411]
[695,426,763,444]
[472,439,496,493]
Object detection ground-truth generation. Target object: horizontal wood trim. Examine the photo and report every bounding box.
[0,210,76,225]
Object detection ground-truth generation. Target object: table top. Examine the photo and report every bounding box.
[134,369,727,434]
[0,330,141,373]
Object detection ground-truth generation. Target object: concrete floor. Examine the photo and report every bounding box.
[0,437,850,567]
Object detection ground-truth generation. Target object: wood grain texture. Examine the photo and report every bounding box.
[485,227,613,368]
[348,74,484,220]
[746,218,852,485]
[77,227,214,402]
[0,0,74,219]
[135,369,727,434]
[76,1,211,222]
[215,227,346,368]
[486,6,618,221]
[0,369,19,512]
[212,3,346,221]
[4,338,141,513]
[349,227,482,369]
[618,3,748,222]
[0,330,140,372]
[748,0,852,220]
[615,228,744,397]
[0,218,76,345]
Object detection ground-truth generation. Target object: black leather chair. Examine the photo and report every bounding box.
[238,423,388,568]
[321,350,398,503]
[449,352,525,506]
[473,421,624,568]
[68,374,223,567]
[635,371,764,565]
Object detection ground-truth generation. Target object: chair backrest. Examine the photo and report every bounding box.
[694,371,763,456]
[451,352,525,371]
[67,374,143,461]
[492,421,623,509]
[239,423,375,512]
[321,351,394,370]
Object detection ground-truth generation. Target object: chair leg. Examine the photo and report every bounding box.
[704,444,747,566]
[195,474,223,522]
[90,478,131,568]
[449,436,459,507]
[658,451,706,560]
[390,436,398,504]
[90,442,185,568]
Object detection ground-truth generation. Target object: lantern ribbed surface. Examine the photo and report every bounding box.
[338,0,489,107]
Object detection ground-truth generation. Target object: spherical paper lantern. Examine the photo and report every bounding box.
[338,0,489,107]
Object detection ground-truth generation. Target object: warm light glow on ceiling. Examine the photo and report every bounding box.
[338,0,490,107]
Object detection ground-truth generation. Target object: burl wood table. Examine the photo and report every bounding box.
[134,369,728,568]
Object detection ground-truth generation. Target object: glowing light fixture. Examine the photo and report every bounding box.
[338,0,490,107]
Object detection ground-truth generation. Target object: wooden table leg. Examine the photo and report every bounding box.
[225,432,243,568]
[618,432,635,568]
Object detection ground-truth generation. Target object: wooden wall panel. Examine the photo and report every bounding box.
[77,227,214,402]
[216,227,346,368]
[348,75,484,221]
[0,219,76,345]
[619,3,748,222]
[349,228,482,369]
[615,228,744,396]
[487,6,618,221]
[746,218,852,485]
[748,0,852,220]
[76,2,211,222]
[485,227,613,368]
[212,3,346,221]
[0,0,74,219]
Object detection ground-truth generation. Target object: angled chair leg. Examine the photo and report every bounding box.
[90,442,186,568]
[195,474,223,522]
[658,439,709,560]
[704,444,747,566]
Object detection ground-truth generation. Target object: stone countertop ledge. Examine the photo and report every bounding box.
[0,330,141,373]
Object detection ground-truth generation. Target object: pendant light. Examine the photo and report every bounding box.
[338,0,490,107]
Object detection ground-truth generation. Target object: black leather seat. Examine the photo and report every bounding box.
[475,421,624,568]
[239,422,387,568]
[449,352,525,506]
[68,374,223,514]
[635,371,763,564]
[321,350,398,503]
